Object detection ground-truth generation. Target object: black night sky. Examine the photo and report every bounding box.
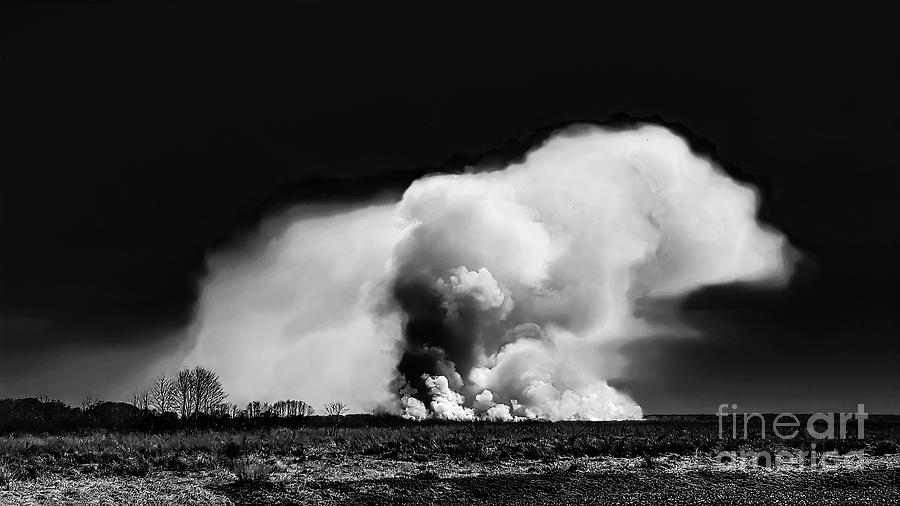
[1,3,898,413]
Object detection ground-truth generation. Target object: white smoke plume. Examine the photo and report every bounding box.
[184,204,402,411]
[185,124,793,420]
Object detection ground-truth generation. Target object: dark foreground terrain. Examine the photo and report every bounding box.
[1,419,898,505]
[3,454,899,505]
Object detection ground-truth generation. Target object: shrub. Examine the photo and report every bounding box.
[233,458,273,483]
[222,440,244,463]
[835,439,866,455]
[867,439,899,456]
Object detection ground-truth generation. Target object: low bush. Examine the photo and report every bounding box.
[233,458,273,483]
[867,439,899,456]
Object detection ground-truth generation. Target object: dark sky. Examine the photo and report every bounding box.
[2,3,898,412]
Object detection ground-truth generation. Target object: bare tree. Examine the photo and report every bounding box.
[273,399,315,417]
[208,372,226,411]
[149,372,176,414]
[130,389,151,411]
[173,368,194,418]
[191,366,227,416]
[210,402,230,417]
[81,396,99,412]
[324,401,348,434]
[298,400,315,417]
[323,401,348,417]
[192,367,204,416]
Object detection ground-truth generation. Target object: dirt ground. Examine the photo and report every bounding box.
[2,453,898,505]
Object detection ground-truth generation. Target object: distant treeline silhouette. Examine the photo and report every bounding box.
[0,366,373,433]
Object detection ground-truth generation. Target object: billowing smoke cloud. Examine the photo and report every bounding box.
[184,204,402,411]
[186,125,793,420]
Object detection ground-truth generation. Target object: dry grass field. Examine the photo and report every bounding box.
[1,420,898,505]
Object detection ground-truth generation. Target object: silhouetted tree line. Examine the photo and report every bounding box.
[0,366,372,434]
[132,367,229,419]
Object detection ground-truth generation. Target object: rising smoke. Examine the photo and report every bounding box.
[186,124,794,420]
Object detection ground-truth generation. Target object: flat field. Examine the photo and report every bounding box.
[1,419,898,505]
